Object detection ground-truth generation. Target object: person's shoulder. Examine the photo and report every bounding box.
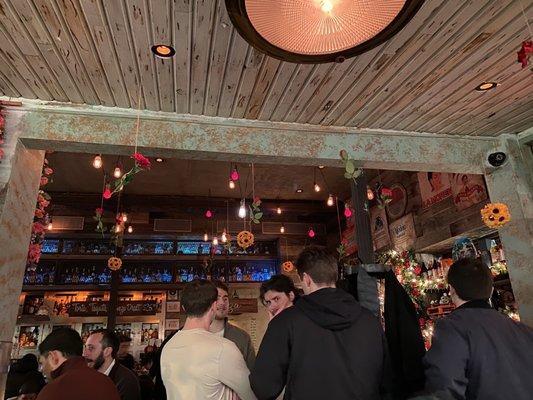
[114,361,139,381]
[36,379,62,399]
[226,322,251,339]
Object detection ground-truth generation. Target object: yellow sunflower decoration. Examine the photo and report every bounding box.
[237,230,254,249]
[481,203,511,228]
[107,256,123,271]
[282,261,295,273]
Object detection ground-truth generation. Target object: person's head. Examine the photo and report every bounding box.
[38,328,83,380]
[117,334,132,357]
[83,329,119,370]
[260,275,297,317]
[213,281,230,320]
[296,246,338,295]
[447,258,493,306]
[18,353,39,373]
[428,172,442,191]
[181,280,218,321]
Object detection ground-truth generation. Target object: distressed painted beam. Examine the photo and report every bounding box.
[4,101,497,173]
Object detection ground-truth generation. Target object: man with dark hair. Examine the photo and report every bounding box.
[35,328,120,400]
[251,245,391,400]
[83,329,141,400]
[209,280,256,370]
[259,274,298,319]
[424,258,533,400]
[161,280,256,400]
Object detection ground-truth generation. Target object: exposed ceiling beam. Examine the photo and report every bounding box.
[5,100,498,174]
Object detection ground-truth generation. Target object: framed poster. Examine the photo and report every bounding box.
[370,206,390,250]
[18,326,40,348]
[166,301,181,313]
[417,172,452,208]
[386,183,408,220]
[141,323,159,344]
[165,319,180,330]
[389,213,417,252]
[167,290,179,301]
[450,173,488,211]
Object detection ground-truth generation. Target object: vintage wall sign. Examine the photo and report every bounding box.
[68,300,158,316]
[229,298,258,315]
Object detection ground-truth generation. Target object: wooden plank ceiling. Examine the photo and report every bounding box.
[0,0,531,136]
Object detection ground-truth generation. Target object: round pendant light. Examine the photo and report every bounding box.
[225,0,424,63]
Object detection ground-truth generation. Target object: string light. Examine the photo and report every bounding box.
[280,225,285,233]
[93,155,102,169]
[127,225,133,233]
[327,194,334,206]
[238,199,246,219]
[276,207,282,214]
[113,165,122,178]
[229,180,235,189]
[203,232,209,242]
[314,183,321,192]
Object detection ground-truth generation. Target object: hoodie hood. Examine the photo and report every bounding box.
[295,287,362,331]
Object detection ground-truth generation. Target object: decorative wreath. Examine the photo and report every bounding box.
[282,261,295,273]
[107,256,123,271]
[481,203,511,228]
[237,230,254,249]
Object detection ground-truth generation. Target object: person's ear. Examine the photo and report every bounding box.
[49,350,62,369]
[302,272,312,288]
[103,346,113,358]
[289,291,295,302]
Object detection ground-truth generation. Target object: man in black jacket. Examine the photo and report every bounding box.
[250,245,392,400]
[83,329,141,400]
[424,258,533,400]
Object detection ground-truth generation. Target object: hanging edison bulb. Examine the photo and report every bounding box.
[367,187,375,201]
[221,230,227,243]
[327,194,334,206]
[113,165,122,178]
[314,183,321,192]
[121,213,128,223]
[229,180,236,189]
[280,225,285,233]
[238,199,246,219]
[127,225,133,233]
[47,222,53,231]
[115,224,122,233]
[203,232,209,242]
[212,236,219,246]
[276,207,282,214]
[93,155,103,169]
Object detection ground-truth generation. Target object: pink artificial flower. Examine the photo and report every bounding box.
[28,243,42,264]
[44,167,54,176]
[38,199,50,209]
[132,153,151,170]
[414,266,422,276]
[253,197,261,206]
[35,209,45,219]
[95,208,104,216]
[40,176,49,187]
[381,188,393,198]
[103,187,112,200]
[32,222,46,235]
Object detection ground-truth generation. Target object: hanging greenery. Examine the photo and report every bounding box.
[249,197,263,224]
[339,149,362,182]
[110,153,151,196]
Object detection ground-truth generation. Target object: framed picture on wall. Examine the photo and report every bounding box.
[167,290,179,301]
[165,319,180,330]
[166,301,181,313]
[386,183,408,220]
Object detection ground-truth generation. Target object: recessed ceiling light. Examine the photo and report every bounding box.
[155,157,164,163]
[296,188,303,193]
[151,45,176,58]
[318,165,325,169]
[475,82,498,91]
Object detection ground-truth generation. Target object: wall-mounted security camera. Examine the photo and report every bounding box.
[486,151,507,168]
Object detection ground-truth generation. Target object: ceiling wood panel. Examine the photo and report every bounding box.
[0,0,531,136]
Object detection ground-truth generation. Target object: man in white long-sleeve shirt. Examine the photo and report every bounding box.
[161,280,256,400]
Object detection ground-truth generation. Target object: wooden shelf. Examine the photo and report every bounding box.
[22,284,111,292]
[41,254,278,262]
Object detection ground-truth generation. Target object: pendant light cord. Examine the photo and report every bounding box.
[134,85,142,155]
[335,196,342,243]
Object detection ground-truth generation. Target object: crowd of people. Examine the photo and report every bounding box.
[4,246,533,400]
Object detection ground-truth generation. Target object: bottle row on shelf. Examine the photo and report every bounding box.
[24,262,278,285]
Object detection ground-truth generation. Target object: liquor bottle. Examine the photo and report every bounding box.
[72,267,79,284]
[236,267,243,282]
[48,267,55,284]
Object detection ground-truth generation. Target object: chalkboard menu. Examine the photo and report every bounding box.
[68,300,158,316]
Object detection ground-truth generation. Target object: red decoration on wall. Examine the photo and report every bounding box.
[517,40,533,68]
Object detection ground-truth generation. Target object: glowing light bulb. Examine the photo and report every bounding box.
[93,155,102,169]
[321,0,333,13]
[344,205,352,218]
[127,225,133,233]
[212,237,219,246]
[47,222,53,231]
[221,230,227,243]
[238,200,246,219]
[308,228,315,238]
[314,183,321,192]
[121,214,128,223]
[113,166,122,178]
[115,224,121,233]
[280,225,285,233]
[203,233,208,242]
[367,187,375,201]
[103,184,112,200]
[205,210,213,218]
[327,194,334,206]
[229,180,235,189]
[276,207,282,215]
